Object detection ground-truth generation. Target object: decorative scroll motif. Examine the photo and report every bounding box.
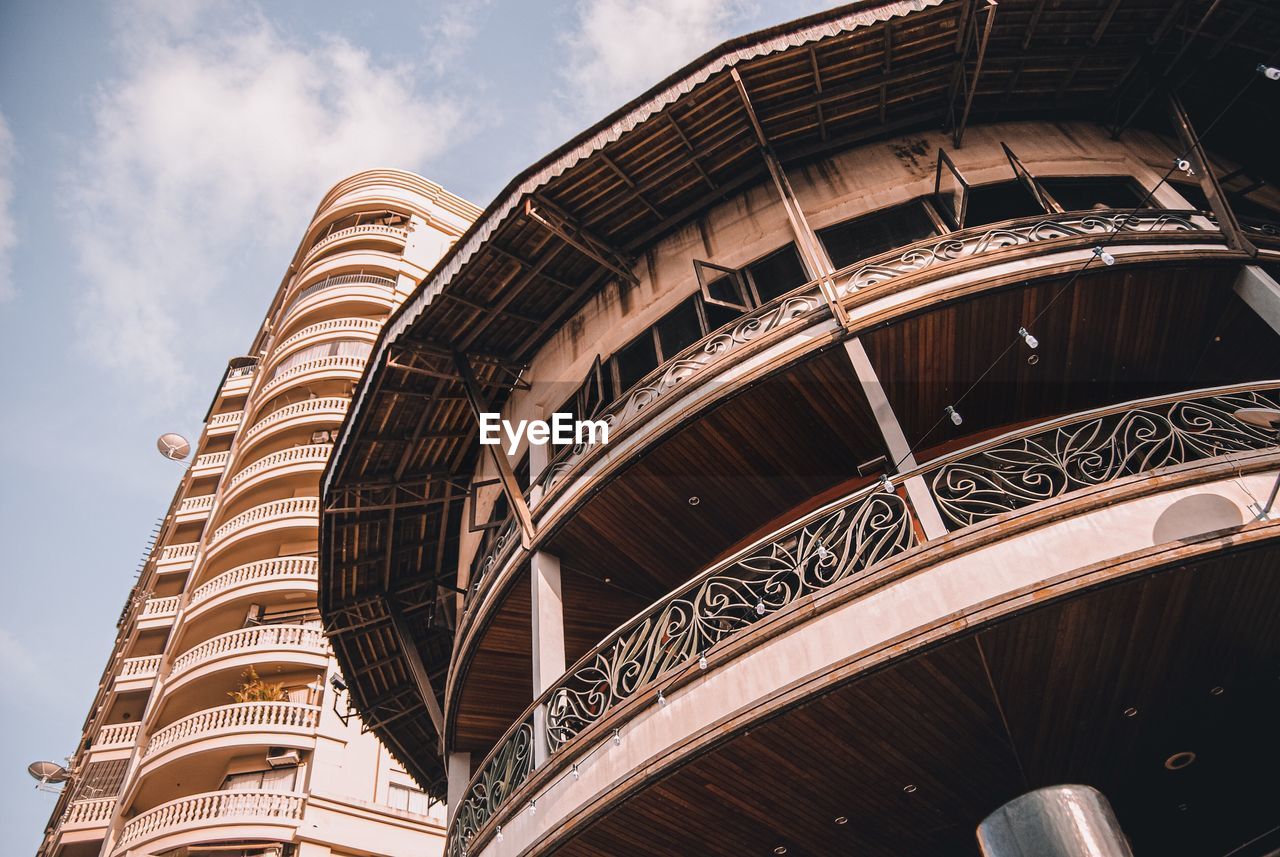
[447,717,535,857]
[835,211,1196,293]
[467,515,521,604]
[545,489,915,753]
[532,210,1201,508]
[1240,217,1280,238]
[929,388,1280,530]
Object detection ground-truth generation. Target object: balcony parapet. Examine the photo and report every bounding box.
[175,494,215,523]
[170,623,325,681]
[445,380,1280,857]
[137,596,180,630]
[278,272,396,328]
[300,224,408,269]
[156,541,198,576]
[144,701,320,759]
[63,797,115,829]
[242,396,349,448]
[207,409,244,437]
[189,557,319,614]
[116,789,305,854]
[191,450,230,477]
[96,722,142,750]
[117,655,161,687]
[255,355,367,403]
[224,444,332,501]
[207,497,320,556]
[268,316,383,364]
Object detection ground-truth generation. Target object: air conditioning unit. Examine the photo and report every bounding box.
[265,748,301,769]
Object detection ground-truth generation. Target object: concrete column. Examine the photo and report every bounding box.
[530,550,567,766]
[841,338,950,540]
[978,784,1133,857]
[1233,265,1280,335]
[528,437,550,506]
[446,751,471,824]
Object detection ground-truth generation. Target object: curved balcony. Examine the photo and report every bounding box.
[221,444,332,509]
[116,654,161,692]
[96,721,142,750]
[445,380,1280,857]
[300,223,408,269]
[143,701,320,763]
[254,355,367,404]
[267,316,382,367]
[204,497,320,562]
[186,557,318,622]
[175,493,215,524]
[241,396,349,452]
[191,450,230,478]
[457,209,1226,656]
[206,409,243,436]
[116,789,305,855]
[63,796,114,831]
[277,272,396,333]
[137,595,180,630]
[167,624,326,695]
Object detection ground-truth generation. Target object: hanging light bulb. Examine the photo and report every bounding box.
[879,473,895,493]
[496,826,504,843]
[658,689,667,706]
[1175,157,1195,176]
[945,405,963,426]
[1260,64,1280,81]
[571,763,580,781]
[529,799,537,816]
[1018,327,1038,349]
[612,728,622,746]
[755,599,767,616]
[1093,246,1115,266]
[698,652,709,670]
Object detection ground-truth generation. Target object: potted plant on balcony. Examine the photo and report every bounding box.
[228,666,287,702]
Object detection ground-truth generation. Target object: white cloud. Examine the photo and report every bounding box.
[69,2,464,398]
[421,0,494,77]
[559,0,742,124]
[0,110,16,303]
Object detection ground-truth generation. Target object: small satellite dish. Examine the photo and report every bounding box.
[157,433,191,461]
[27,761,69,792]
[1233,408,1280,430]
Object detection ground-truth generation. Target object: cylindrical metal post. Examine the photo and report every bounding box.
[977,785,1133,857]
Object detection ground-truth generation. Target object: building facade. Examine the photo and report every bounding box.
[320,2,1280,856]
[37,170,480,857]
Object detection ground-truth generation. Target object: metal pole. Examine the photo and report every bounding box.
[977,785,1134,857]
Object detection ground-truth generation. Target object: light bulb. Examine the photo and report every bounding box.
[658,689,667,706]
[880,474,895,493]
[1175,158,1194,176]
[815,542,835,565]
[1018,327,1038,349]
[571,763,580,781]
[612,728,621,746]
[529,799,537,816]
[497,826,504,843]
[755,599,767,616]
[1093,246,1115,266]
[945,405,963,426]
[1261,64,1280,81]
[698,652,708,670]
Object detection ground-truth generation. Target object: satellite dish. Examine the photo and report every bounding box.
[27,761,69,792]
[157,433,191,461]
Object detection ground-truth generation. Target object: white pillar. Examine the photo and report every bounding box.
[530,550,566,766]
[842,338,950,540]
[1233,265,1280,335]
[446,751,471,824]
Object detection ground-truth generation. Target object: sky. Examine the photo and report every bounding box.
[0,0,831,849]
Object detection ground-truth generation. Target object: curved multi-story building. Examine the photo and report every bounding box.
[320,3,1280,857]
[37,170,480,857]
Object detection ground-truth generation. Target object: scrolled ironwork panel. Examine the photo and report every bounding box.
[929,388,1280,530]
[448,716,534,857]
[544,489,915,753]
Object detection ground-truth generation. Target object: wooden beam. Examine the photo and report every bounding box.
[1167,93,1257,256]
[387,601,445,735]
[1090,0,1123,46]
[486,243,579,291]
[599,152,665,220]
[662,112,719,192]
[1114,0,1224,137]
[523,196,637,286]
[953,0,996,148]
[1022,0,1048,50]
[456,229,562,351]
[808,46,828,141]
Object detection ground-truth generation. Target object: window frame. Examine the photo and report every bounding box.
[934,149,972,229]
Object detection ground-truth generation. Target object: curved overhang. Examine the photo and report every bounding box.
[319,0,1280,797]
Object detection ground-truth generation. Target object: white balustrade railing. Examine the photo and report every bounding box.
[118,790,305,851]
[242,397,348,446]
[210,497,319,547]
[177,494,215,514]
[192,451,230,470]
[170,623,325,678]
[302,224,408,266]
[140,596,180,618]
[119,655,162,679]
[279,273,396,322]
[145,702,320,758]
[97,721,142,747]
[208,410,244,428]
[256,355,367,401]
[189,557,318,609]
[270,317,383,358]
[159,542,198,562]
[226,445,331,493]
[64,797,115,826]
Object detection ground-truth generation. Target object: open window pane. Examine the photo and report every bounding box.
[614,331,660,394]
[1002,143,1061,214]
[964,180,1047,227]
[655,297,703,360]
[578,354,606,418]
[694,260,751,311]
[1041,176,1151,212]
[745,244,808,302]
[818,201,940,269]
[933,149,970,228]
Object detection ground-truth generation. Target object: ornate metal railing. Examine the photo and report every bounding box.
[466,514,521,607]
[117,790,305,852]
[447,715,535,857]
[531,209,1203,508]
[927,386,1280,529]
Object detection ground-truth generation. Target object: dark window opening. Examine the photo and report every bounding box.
[655,297,703,360]
[818,201,940,269]
[1041,176,1151,212]
[964,179,1047,227]
[744,245,808,302]
[615,331,660,394]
